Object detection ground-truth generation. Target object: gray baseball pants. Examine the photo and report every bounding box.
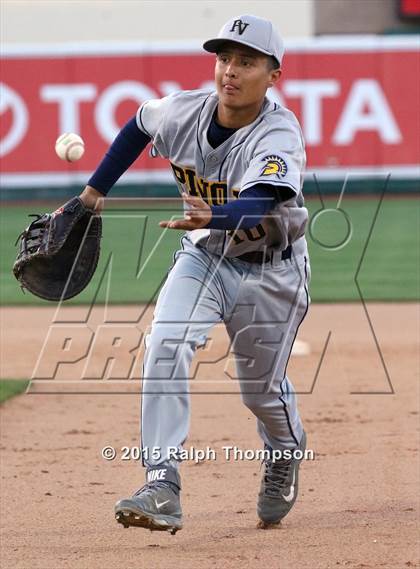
[141,236,309,468]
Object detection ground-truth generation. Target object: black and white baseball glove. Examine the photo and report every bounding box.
[13,196,102,301]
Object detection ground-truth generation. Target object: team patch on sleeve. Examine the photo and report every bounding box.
[260,155,288,177]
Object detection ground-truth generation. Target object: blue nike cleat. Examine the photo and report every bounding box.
[257,431,307,526]
[115,481,183,535]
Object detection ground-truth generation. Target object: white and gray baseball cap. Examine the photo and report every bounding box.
[203,14,284,68]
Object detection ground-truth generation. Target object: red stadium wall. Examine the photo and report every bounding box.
[1,37,419,193]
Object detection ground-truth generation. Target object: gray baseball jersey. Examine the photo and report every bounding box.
[136,89,308,257]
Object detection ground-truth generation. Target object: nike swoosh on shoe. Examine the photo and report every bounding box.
[282,470,295,502]
[155,499,171,509]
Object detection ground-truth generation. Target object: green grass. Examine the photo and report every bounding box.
[1,197,418,304]
[307,196,419,301]
[0,379,29,403]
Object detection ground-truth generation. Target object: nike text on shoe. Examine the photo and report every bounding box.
[115,470,182,535]
[257,431,307,526]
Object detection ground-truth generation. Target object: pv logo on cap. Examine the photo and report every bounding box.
[229,19,250,35]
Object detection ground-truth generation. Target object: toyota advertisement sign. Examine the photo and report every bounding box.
[1,36,419,190]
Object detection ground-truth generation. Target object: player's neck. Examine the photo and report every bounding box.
[216,102,263,129]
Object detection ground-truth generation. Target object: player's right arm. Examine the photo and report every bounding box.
[79,116,151,211]
[79,93,175,211]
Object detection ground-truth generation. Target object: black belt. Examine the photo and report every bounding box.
[236,245,292,264]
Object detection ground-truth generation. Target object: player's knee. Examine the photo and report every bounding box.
[241,394,267,416]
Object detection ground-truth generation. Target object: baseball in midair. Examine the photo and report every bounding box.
[55,133,85,162]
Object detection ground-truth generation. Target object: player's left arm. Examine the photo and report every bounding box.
[159,193,211,229]
[240,119,305,204]
[159,184,281,230]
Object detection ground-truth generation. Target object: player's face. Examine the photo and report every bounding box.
[215,44,280,113]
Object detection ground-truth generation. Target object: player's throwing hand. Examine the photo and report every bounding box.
[159,194,212,230]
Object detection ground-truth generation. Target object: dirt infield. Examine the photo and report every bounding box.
[0,303,419,569]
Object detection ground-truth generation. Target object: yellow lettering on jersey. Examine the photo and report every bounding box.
[171,163,186,185]
[196,176,211,202]
[210,182,227,205]
[170,162,240,206]
[228,224,267,245]
[184,168,200,197]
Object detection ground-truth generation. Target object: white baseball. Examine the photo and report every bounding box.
[55,133,85,162]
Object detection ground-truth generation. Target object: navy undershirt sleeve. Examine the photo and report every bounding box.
[88,116,151,195]
[206,185,279,230]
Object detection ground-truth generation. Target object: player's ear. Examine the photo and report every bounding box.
[268,68,281,88]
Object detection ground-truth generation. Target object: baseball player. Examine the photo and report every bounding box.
[80,14,309,534]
